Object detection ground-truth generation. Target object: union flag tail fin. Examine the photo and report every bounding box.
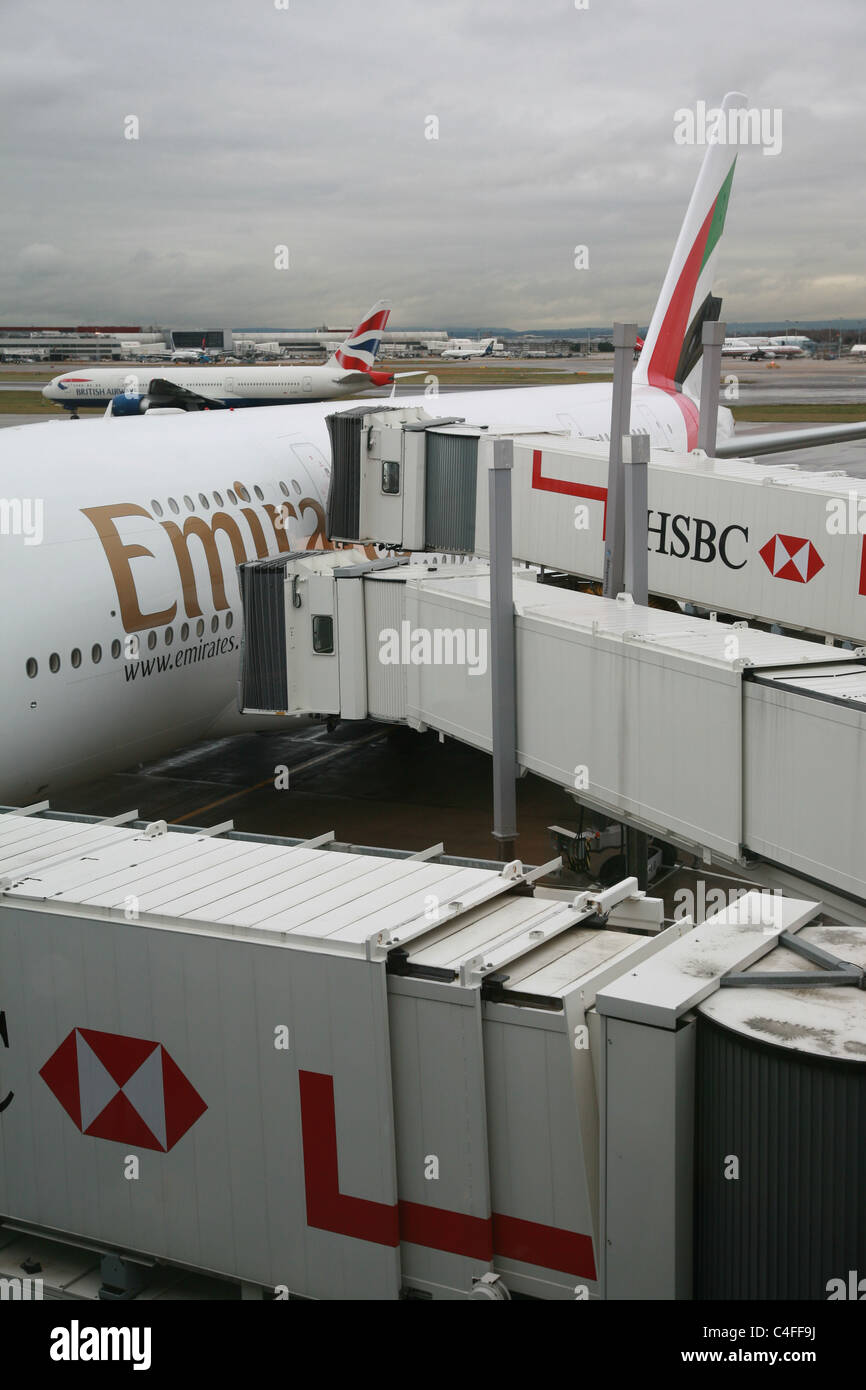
[330,299,391,372]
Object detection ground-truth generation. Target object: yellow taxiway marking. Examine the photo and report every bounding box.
[172,730,388,824]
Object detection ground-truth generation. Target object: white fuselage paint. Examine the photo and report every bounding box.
[43,364,378,409]
[0,380,727,802]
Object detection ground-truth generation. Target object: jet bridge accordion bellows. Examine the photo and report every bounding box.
[423,430,478,552]
[325,406,368,541]
[238,555,303,712]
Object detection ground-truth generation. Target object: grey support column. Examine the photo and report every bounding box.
[698,320,727,457]
[623,431,650,606]
[602,323,637,598]
[489,438,518,860]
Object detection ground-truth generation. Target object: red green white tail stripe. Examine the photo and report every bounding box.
[634,91,745,428]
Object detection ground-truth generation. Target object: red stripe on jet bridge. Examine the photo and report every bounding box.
[399,1200,493,1260]
[859,537,866,597]
[299,1070,400,1246]
[299,1070,596,1278]
[531,448,608,539]
[493,1212,597,1280]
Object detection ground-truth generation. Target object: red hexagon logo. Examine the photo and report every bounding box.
[40,1028,207,1152]
[759,533,824,584]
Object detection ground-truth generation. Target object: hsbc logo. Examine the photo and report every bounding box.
[40,1027,207,1152]
[759,533,824,584]
[647,510,748,569]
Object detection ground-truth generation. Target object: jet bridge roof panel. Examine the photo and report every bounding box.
[0,815,505,955]
[410,575,843,674]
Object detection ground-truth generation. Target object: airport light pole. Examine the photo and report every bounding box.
[489,437,518,860]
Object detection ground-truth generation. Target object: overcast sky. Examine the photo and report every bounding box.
[2,0,863,330]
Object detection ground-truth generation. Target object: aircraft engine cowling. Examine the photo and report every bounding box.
[108,392,152,416]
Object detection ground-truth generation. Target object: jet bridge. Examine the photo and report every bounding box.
[239,551,866,902]
[324,405,866,644]
[1,808,864,1301]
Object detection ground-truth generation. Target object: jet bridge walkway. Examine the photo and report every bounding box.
[238,550,866,904]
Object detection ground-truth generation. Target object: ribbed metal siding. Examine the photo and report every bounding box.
[364,579,408,721]
[239,559,290,711]
[325,409,365,540]
[424,433,478,552]
[695,1014,866,1300]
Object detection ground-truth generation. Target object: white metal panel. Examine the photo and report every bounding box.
[336,577,368,718]
[595,894,822,1028]
[0,905,401,1299]
[744,678,866,900]
[474,434,866,643]
[388,977,493,1298]
[602,1016,695,1300]
[405,579,746,855]
[0,817,504,957]
[364,574,409,721]
[483,1005,599,1298]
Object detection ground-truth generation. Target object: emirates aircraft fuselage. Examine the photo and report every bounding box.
[0,380,720,803]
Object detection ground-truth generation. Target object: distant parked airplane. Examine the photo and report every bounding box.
[440,337,496,360]
[43,301,403,414]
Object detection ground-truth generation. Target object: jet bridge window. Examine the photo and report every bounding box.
[311,614,334,654]
[381,460,400,495]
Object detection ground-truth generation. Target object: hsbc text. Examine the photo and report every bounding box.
[646,511,748,569]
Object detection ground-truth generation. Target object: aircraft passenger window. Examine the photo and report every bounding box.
[71,648,81,668]
[312,614,334,654]
[292,480,302,495]
[168,497,180,514]
[253,485,264,501]
[91,644,102,664]
[196,619,205,637]
[235,482,250,501]
[279,482,290,497]
[49,653,60,673]
[151,499,164,517]
[183,495,194,511]
[211,616,219,633]
[181,622,190,641]
[199,492,210,509]
[226,612,234,630]
[227,490,238,506]
[147,632,157,650]
[25,658,37,678]
[213,492,223,507]
[111,639,121,659]
[165,628,174,646]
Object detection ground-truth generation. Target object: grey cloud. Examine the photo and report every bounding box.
[1,0,863,328]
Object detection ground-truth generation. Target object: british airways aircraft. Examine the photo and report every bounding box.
[41,301,399,414]
[5,94,857,805]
